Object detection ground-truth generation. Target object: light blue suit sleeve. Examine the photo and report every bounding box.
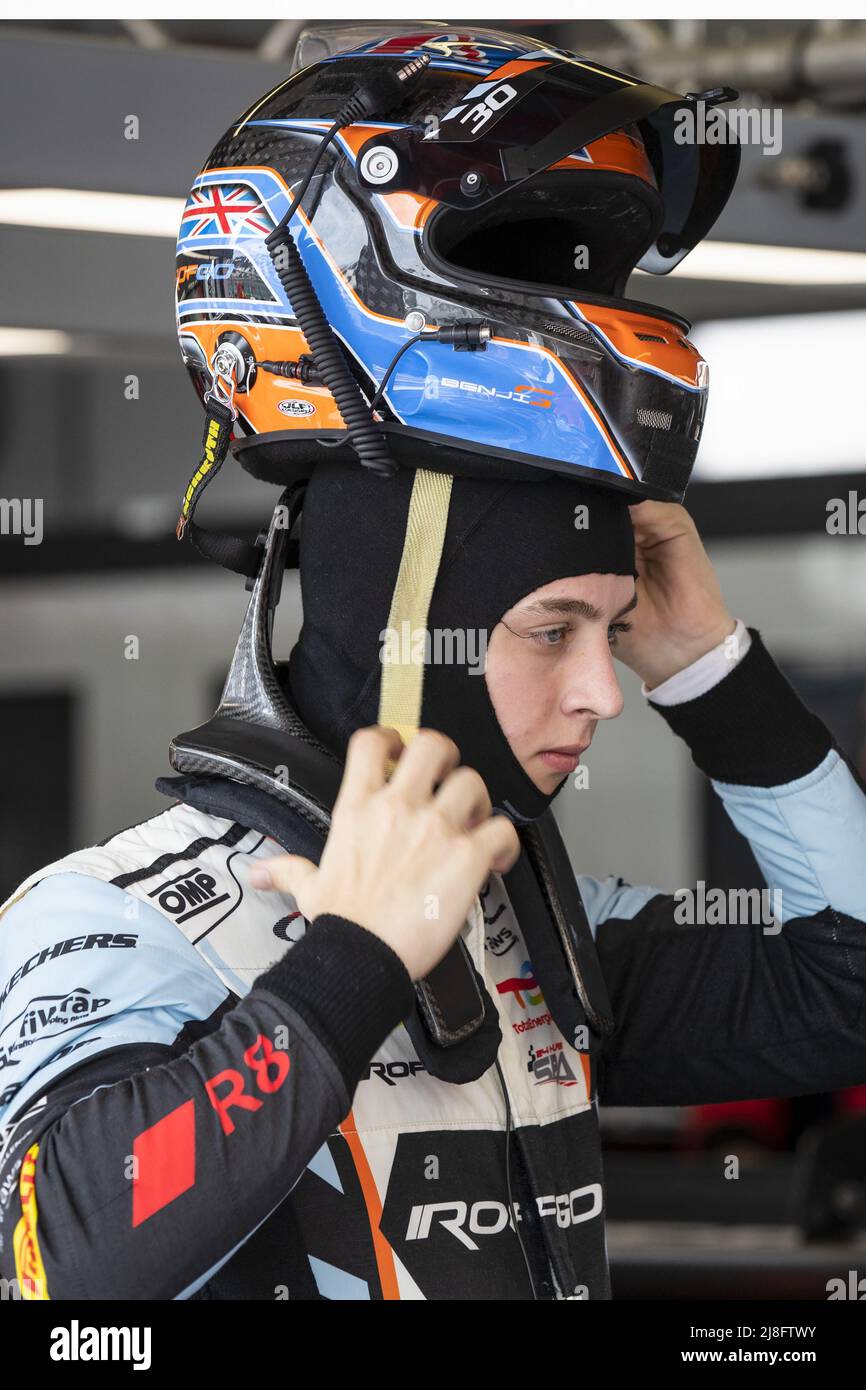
[578,749,866,935]
[710,749,866,924]
[0,872,230,1124]
[577,876,660,940]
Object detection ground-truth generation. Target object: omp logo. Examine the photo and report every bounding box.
[0,933,137,1010]
[440,379,554,408]
[407,1185,602,1249]
[147,865,230,925]
[361,1059,426,1086]
[527,1040,578,1087]
[495,960,543,1009]
[2,988,110,1042]
[277,399,316,417]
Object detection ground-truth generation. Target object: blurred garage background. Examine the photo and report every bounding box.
[2,16,866,1298]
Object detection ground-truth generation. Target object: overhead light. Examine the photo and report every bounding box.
[0,328,75,356]
[694,309,866,479]
[0,188,182,238]
[637,240,866,285]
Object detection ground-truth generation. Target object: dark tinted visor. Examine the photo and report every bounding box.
[353,58,740,272]
[636,103,741,271]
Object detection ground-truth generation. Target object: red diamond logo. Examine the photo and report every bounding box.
[132,1099,195,1227]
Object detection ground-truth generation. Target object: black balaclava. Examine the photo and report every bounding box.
[287,460,635,824]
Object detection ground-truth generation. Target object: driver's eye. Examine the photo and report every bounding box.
[529,627,568,648]
[608,621,632,647]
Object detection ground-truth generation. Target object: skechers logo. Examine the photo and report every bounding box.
[0,934,137,1009]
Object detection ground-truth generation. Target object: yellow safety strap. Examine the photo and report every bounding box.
[377,468,453,746]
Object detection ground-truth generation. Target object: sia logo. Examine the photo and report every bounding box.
[527,1041,578,1087]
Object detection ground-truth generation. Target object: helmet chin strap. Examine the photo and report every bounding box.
[374,465,505,1058]
[377,468,454,747]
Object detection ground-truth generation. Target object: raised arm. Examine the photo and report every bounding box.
[587,629,866,1106]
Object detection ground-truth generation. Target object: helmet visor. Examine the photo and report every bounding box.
[354,54,739,272]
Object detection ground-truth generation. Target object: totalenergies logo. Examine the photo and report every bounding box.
[495,960,544,1010]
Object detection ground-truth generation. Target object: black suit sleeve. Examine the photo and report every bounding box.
[0,916,413,1300]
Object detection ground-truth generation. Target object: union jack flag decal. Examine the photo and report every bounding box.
[181,182,274,240]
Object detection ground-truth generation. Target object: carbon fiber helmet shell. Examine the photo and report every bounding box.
[176,28,739,501]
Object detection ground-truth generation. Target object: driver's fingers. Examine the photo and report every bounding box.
[337,725,405,807]
[388,728,460,803]
[470,814,521,877]
[433,765,492,830]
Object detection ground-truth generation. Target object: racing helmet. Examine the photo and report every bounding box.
[175,28,740,509]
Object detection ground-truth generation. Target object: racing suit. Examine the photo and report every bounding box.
[2,627,866,1300]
